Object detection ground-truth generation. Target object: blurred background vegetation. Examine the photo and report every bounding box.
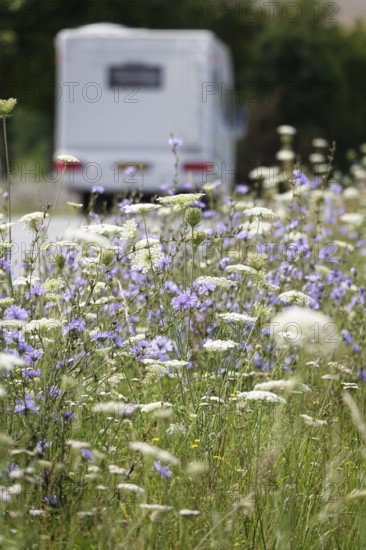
[0,0,366,178]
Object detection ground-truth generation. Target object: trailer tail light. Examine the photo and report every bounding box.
[53,160,83,171]
[183,162,214,172]
[117,162,150,171]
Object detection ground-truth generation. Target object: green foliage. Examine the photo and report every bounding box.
[240,0,366,170]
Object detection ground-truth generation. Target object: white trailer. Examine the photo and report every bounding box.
[54,23,243,197]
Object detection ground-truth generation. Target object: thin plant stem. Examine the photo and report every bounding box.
[2,117,11,243]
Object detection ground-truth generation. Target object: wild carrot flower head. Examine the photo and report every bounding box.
[56,154,80,164]
[19,212,48,233]
[203,339,238,352]
[130,238,164,273]
[0,98,17,116]
[270,306,339,355]
[156,193,205,208]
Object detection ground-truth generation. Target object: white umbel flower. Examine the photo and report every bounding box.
[116,483,145,494]
[225,264,257,276]
[300,414,327,426]
[123,203,161,214]
[0,353,24,371]
[203,339,238,352]
[277,125,296,135]
[66,440,91,450]
[0,223,15,234]
[64,228,110,248]
[0,483,21,503]
[333,240,354,253]
[19,212,48,233]
[139,504,173,512]
[0,98,17,116]
[130,238,163,273]
[92,401,136,416]
[179,509,200,516]
[276,150,295,162]
[339,213,364,227]
[156,193,205,207]
[243,207,278,220]
[25,319,62,333]
[82,220,137,239]
[108,465,129,475]
[56,154,80,164]
[128,441,180,465]
[277,290,312,305]
[343,187,360,200]
[195,276,237,289]
[254,380,311,393]
[139,401,173,413]
[236,390,286,404]
[270,306,339,355]
[312,138,328,148]
[166,423,187,436]
[218,313,257,324]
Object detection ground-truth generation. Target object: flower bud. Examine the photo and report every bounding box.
[192,230,206,247]
[100,248,114,266]
[54,254,66,271]
[246,252,268,271]
[186,207,202,227]
[0,98,17,116]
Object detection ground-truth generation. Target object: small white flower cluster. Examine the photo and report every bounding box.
[270,306,339,355]
[179,509,200,516]
[203,339,238,352]
[236,390,286,404]
[123,203,161,214]
[43,278,65,293]
[92,401,137,416]
[116,483,145,494]
[0,483,21,503]
[139,401,173,413]
[339,213,364,227]
[19,212,48,234]
[254,380,311,393]
[25,318,63,333]
[82,221,137,239]
[201,180,222,192]
[166,423,187,436]
[243,207,278,221]
[195,276,237,289]
[128,441,180,465]
[64,228,110,248]
[0,98,17,116]
[218,312,257,324]
[66,439,91,450]
[108,465,129,475]
[130,238,164,273]
[156,193,205,208]
[0,223,15,234]
[140,504,173,512]
[277,290,312,306]
[0,353,24,371]
[56,154,80,164]
[225,264,258,276]
[300,414,328,426]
